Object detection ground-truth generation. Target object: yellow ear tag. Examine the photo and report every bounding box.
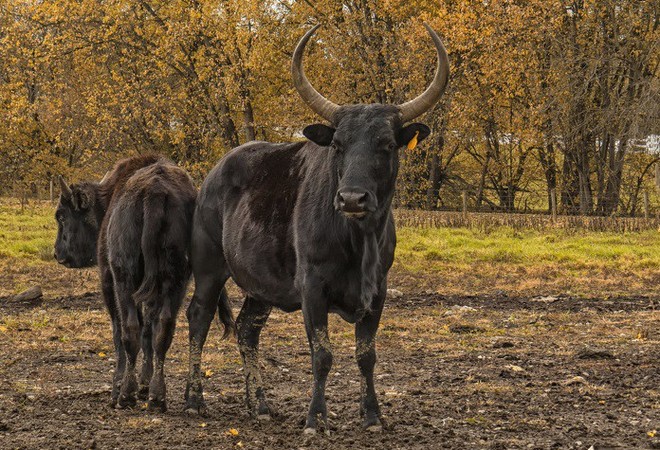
[407,131,420,150]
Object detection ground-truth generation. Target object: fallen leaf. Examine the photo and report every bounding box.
[236,442,243,448]
[98,352,107,358]
[205,369,214,378]
[199,423,208,428]
[226,428,239,436]
[0,325,7,333]
[649,430,657,438]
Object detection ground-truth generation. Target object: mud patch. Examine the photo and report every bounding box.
[0,292,658,449]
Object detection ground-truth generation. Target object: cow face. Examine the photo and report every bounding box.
[53,179,99,268]
[304,105,430,220]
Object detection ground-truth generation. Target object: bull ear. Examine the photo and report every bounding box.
[77,191,91,210]
[397,123,431,149]
[58,176,73,200]
[303,124,335,147]
[70,186,93,210]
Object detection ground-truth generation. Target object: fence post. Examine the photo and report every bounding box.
[462,190,468,220]
[550,188,557,222]
[643,191,649,219]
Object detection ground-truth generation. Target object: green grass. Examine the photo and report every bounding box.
[0,200,57,261]
[0,198,657,297]
[395,226,660,274]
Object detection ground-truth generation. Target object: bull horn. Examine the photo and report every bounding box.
[58,176,72,199]
[99,171,110,184]
[291,24,340,123]
[398,23,450,123]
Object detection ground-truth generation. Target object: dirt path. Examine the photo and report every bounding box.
[0,293,658,449]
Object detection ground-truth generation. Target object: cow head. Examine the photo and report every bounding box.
[53,177,100,268]
[292,23,449,221]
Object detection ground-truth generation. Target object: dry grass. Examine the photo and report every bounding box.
[394,209,660,233]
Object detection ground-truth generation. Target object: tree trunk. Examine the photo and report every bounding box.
[539,142,557,213]
[426,135,444,210]
[242,96,256,142]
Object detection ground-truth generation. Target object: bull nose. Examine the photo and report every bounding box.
[336,189,371,213]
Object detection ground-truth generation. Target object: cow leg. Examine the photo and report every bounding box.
[302,290,333,435]
[114,273,141,409]
[148,281,185,412]
[185,226,230,415]
[355,287,386,431]
[138,305,153,401]
[236,297,272,419]
[101,265,124,408]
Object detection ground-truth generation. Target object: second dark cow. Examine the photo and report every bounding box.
[54,155,199,411]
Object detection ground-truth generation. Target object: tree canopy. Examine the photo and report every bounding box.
[1,0,658,215]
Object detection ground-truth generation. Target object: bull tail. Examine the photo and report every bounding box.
[217,287,236,339]
[133,191,167,306]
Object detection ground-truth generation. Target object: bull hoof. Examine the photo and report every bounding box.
[363,416,384,432]
[115,395,137,410]
[148,398,167,413]
[184,401,208,417]
[302,426,330,436]
[137,385,150,401]
[251,401,272,421]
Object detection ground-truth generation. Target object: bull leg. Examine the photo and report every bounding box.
[184,282,227,415]
[355,287,386,431]
[302,290,333,435]
[236,297,272,419]
[114,275,141,409]
[100,265,124,408]
[184,224,230,415]
[138,305,153,401]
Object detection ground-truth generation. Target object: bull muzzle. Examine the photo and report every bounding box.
[335,188,377,219]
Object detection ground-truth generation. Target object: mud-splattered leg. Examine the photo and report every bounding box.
[184,283,228,415]
[147,280,184,412]
[301,286,333,435]
[138,306,153,401]
[100,264,124,408]
[184,225,230,415]
[236,297,272,419]
[114,272,140,409]
[355,286,386,431]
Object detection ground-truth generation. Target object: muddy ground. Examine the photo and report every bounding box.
[0,292,658,449]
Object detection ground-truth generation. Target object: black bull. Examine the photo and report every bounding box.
[184,23,449,433]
